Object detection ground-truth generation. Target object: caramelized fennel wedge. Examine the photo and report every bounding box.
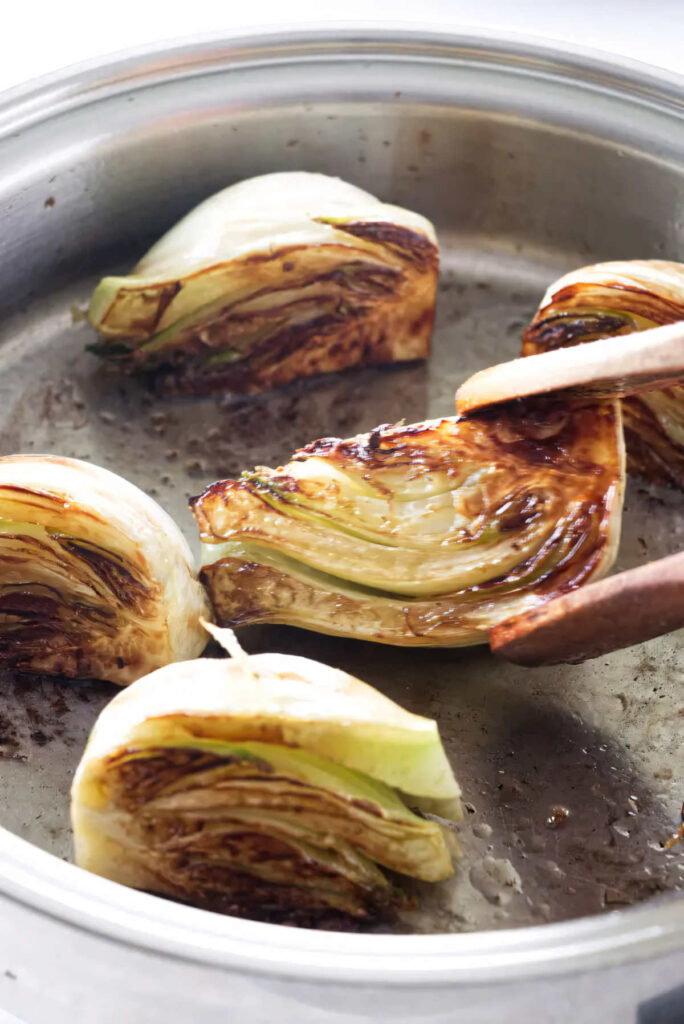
[71,628,460,924]
[88,172,438,395]
[0,455,209,683]
[192,404,625,646]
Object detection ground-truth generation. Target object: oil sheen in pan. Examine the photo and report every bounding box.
[0,243,681,934]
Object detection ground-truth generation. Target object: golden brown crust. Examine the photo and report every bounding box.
[94,225,438,396]
[0,486,163,680]
[99,745,403,924]
[193,404,623,646]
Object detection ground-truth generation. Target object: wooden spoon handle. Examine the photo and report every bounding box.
[489,552,684,666]
[456,320,684,415]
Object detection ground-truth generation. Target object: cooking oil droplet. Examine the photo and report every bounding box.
[545,805,570,830]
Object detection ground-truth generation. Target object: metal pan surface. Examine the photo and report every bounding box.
[0,27,681,1024]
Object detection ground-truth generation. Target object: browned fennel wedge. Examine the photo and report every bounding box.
[191,405,625,646]
[88,172,438,394]
[0,455,210,684]
[71,624,460,925]
[524,260,684,488]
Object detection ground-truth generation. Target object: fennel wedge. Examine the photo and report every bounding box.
[524,260,684,488]
[71,624,460,925]
[0,456,209,683]
[191,402,624,646]
[88,172,438,395]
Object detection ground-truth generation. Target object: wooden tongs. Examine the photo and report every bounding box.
[454,322,684,666]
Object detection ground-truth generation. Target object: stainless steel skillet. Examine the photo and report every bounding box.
[0,27,681,1024]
